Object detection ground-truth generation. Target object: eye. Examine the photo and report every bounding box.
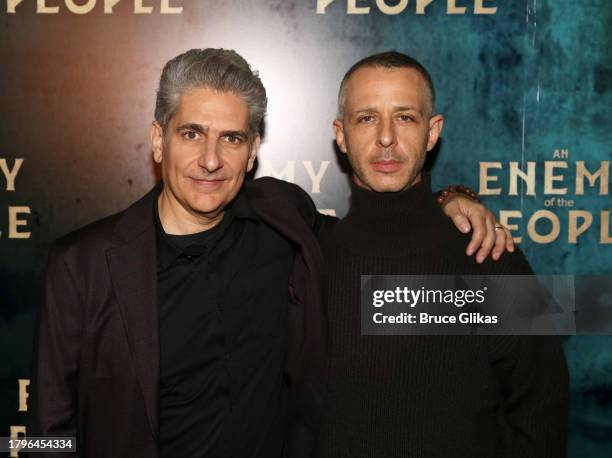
[398,114,414,122]
[182,130,200,140]
[357,114,375,123]
[225,134,243,144]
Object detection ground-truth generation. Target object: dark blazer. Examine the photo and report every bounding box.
[29,177,328,458]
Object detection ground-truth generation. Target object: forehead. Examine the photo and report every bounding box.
[344,66,429,112]
[173,86,249,128]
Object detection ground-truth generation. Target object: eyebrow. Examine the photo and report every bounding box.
[175,124,248,140]
[219,129,248,140]
[176,123,209,134]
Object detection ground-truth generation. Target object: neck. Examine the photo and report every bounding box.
[157,189,223,235]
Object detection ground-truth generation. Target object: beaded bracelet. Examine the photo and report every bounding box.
[435,185,480,205]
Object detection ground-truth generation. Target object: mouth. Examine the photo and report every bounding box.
[189,177,226,190]
[370,160,403,173]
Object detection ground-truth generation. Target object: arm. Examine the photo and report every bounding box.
[29,244,83,455]
[285,380,325,458]
[436,186,515,263]
[254,178,328,456]
[490,336,569,458]
[267,177,338,235]
[292,181,338,236]
[488,250,569,457]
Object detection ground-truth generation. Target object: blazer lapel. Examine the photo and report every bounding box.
[106,186,160,440]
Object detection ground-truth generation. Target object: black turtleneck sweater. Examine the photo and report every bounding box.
[315,176,568,458]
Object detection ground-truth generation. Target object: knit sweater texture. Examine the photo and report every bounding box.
[315,176,568,458]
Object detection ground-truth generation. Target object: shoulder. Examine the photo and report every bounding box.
[247,176,312,206]
[246,176,319,222]
[51,185,158,259]
[434,219,535,275]
[50,211,124,262]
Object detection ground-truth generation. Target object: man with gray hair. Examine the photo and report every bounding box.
[29,48,512,458]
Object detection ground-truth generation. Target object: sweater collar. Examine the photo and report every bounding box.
[335,173,458,256]
[346,174,439,222]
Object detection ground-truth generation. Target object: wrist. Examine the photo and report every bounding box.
[435,185,480,206]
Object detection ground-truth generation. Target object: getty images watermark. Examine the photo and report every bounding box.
[361,275,612,335]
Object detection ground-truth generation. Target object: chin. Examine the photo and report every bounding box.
[187,196,225,216]
[363,176,411,193]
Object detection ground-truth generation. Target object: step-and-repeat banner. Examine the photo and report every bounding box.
[1,1,610,456]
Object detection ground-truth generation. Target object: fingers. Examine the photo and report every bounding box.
[475,214,496,263]
[491,224,516,261]
[452,214,471,234]
[504,227,515,252]
[453,196,515,262]
[466,207,486,256]
[491,222,507,261]
[443,199,472,233]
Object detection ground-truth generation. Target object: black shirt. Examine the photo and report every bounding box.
[155,190,296,458]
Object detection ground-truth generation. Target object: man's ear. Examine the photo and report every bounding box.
[246,135,261,172]
[333,119,347,154]
[426,114,444,152]
[151,121,164,163]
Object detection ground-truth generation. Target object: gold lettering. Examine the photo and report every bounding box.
[0,158,24,191]
[602,211,612,244]
[104,0,121,13]
[499,210,522,243]
[9,426,26,458]
[9,206,31,239]
[474,0,497,14]
[37,0,59,13]
[317,0,336,14]
[160,0,181,14]
[479,162,502,195]
[527,210,560,244]
[447,0,466,14]
[260,160,295,183]
[134,0,152,14]
[509,161,536,196]
[7,0,24,13]
[18,379,30,412]
[348,0,370,14]
[65,0,96,14]
[576,161,609,195]
[416,0,434,14]
[303,161,330,194]
[544,161,568,195]
[376,0,408,15]
[568,211,593,243]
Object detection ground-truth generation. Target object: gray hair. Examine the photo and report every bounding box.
[154,48,267,138]
[337,51,436,119]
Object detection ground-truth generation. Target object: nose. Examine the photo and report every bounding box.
[377,117,397,149]
[198,138,222,172]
